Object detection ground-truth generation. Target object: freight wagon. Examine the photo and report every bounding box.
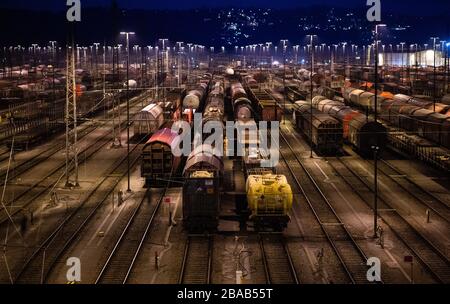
[182,144,223,232]
[293,101,343,155]
[141,128,181,187]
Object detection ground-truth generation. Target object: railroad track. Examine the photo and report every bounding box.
[369,158,450,223]
[327,157,450,283]
[12,139,146,284]
[0,92,150,184]
[178,235,213,284]
[279,130,374,284]
[0,96,149,226]
[95,187,168,284]
[259,233,299,284]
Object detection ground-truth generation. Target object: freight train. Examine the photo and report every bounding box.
[182,80,226,232]
[311,95,388,156]
[231,81,293,230]
[342,88,450,150]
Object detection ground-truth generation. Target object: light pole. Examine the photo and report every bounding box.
[400,42,405,84]
[307,35,317,158]
[281,39,288,118]
[49,41,57,102]
[445,42,450,93]
[431,37,439,112]
[373,23,385,238]
[94,42,100,87]
[120,31,135,193]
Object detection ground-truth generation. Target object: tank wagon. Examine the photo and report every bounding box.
[182,74,212,111]
[246,174,293,231]
[202,81,225,142]
[293,101,343,155]
[141,128,181,187]
[231,82,253,121]
[182,144,223,232]
[182,83,208,111]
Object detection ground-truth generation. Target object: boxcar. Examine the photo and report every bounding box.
[141,128,181,187]
[398,106,421,131]
[293,101,343,155]
[441,118,450,149]
[182,144,223,232]
[424,112,448,145]
[133,103,165,138]
[411,109,434,138]
[348,114,387,156]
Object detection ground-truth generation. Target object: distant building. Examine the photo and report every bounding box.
[379,50,445,67]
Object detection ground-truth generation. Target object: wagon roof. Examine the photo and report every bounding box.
[137,103,163,118]
[412,108,434,117]
[360,91,374,98]
[349,89,365,96]
[427,112,448,122]
[184,145,224,174]
[394,94,412,103]
[146,128,180,146]
[399,105,421,115]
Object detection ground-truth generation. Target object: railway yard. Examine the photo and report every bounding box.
[0,43,449,285]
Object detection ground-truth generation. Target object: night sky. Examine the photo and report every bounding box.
[0,0,449,15]
[0,0,448,46]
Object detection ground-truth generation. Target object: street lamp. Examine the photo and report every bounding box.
[431,37,439,112]
[120,31,135,193]
[446,42,450,93]
[307,35,317,158]
[400,42,405,84]
[373,23,386,238]
[281,39,289,118]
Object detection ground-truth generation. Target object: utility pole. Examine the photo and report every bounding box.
[120,32,135,193]
[281,39,288,121]
[373,24,385,237]
[400,42,405,85]
[65,25,79,188]
[431,37,439,112]
[177,42,183,87]
[112,45,122,148]
[307,35,317,159]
